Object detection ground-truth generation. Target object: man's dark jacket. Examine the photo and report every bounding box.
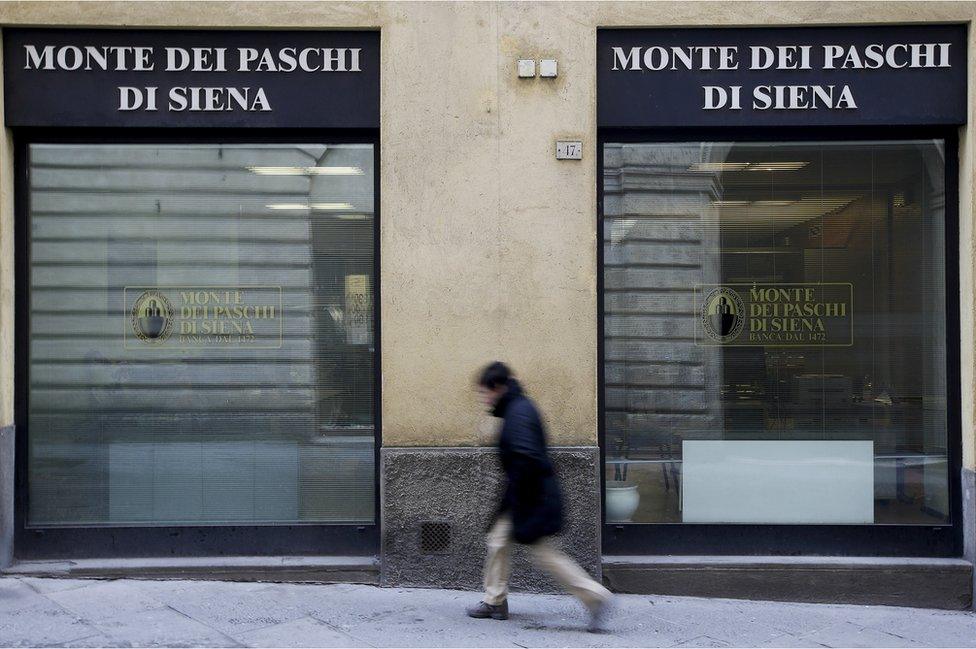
[492,379,564,544]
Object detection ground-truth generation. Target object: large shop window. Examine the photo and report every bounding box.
[602,140,948,526]
[27,143,375,526]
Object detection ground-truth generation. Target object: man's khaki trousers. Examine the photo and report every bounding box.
[482,514,611,610]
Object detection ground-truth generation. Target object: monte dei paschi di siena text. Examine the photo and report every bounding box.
[21,44,363,112]
[747,286,848,344]
[611,41,954,110]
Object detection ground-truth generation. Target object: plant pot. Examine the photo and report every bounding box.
[605,480,640,523]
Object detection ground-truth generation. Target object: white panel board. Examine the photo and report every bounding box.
[682,440,874,524]
[110,441,299,524]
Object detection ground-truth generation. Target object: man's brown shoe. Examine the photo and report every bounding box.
[466,600,509,620]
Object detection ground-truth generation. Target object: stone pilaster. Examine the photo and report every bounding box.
[380,446,601,592]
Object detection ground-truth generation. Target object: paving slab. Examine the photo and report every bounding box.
[505,613,629,649]
[637,603,785,646]
[18,577,96,595]
[607,610,695,648]
[673,637,731,648]
[298,585,434,631]
[0,579,51,617]
[90,605,242,648]
[1,577,976,648]
[234,616,369,648]
[0,599,101,648]
[693,600,838,638]
[46,580,169,622]
[49,632,127,648]
[753,633,830,648]
[858,609,976,648]
[328,600,472,647]
[796,622,930,648]
[151,581,308,636]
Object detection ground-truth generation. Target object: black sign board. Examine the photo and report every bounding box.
[3,29,379,128]
[598,25,966,128]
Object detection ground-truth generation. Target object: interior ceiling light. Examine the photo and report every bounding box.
[689,161,809,172]
[688,162,750,172]
[311,202,356,211]
[712,199,805,206]
[747,162,809,172]
[266,202,356,211]
[337,214,369,220]
[267,203,310,210]
[248,166,364,175]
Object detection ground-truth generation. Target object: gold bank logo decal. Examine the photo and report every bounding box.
[130,290,175,344]
[695,283,853,347]
[699,287,745,344]
[124,286,283,349]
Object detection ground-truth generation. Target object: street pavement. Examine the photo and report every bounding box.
[1,577,976,648]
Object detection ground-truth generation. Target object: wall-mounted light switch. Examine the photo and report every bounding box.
[517,59,536,78]
[539,59,558,78]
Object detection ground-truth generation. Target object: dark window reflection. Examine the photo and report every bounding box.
[28,143,375,526]
[603,141,948,526]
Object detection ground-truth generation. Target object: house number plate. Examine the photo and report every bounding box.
[555,140,582,160]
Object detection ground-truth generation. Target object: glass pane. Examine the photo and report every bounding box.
[28,143,375,526]
[602,140,947,526]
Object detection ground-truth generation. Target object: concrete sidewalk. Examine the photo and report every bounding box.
[2,577,976,648]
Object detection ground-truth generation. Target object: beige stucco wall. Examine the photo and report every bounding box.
[0,1,973,461]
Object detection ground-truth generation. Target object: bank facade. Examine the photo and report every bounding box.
[0,1,974,611]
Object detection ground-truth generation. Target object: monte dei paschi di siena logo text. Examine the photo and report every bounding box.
[126,286,282,349]
[696,283,853,347]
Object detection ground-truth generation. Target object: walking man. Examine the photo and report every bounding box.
[466,362,613,632]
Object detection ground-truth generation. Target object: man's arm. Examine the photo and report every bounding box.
[506,402,548,502]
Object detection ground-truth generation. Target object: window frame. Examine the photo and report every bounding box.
[597,126,963,557]
[14,128,382,559]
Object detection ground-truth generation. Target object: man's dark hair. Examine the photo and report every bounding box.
[478,361,511,389]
